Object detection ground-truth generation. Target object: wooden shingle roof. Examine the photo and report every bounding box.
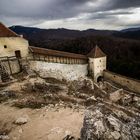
[87,45,106,58]
[29,46,88,60]
[0,22,19,37]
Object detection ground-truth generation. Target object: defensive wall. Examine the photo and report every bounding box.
[103,70,140,93]
[29,60,88,81]
[27,46,89,81]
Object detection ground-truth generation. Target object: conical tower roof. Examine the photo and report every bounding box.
[87,45,106,58]
[0,22,19,37]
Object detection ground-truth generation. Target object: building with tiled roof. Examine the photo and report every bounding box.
[29,46,87,60]
[87,45,106,58]
[88,45,107,82]
[0,22,19,37]
[0,22,29,57]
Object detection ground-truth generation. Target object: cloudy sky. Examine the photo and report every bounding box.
[0,0,140,30]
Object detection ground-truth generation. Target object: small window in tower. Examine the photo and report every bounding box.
[100,60,101,62]
[4,45,7,48]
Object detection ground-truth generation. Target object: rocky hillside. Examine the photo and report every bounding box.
[0,68,140,140]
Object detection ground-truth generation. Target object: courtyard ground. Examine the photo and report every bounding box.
[0,72,140,140]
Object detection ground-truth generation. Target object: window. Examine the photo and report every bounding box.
[4,45,7,48]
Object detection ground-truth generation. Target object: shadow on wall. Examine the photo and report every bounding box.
[97,76,103,83]
[103,70,140,93]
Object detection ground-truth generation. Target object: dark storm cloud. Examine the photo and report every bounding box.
[85,0,140,13]
[0,0,139,29]
[0,0,139,19]
[88,11,133,20]
[0,0,93,19]
[110,0,140,9]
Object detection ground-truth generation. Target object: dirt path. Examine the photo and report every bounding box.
[0,104,84,140]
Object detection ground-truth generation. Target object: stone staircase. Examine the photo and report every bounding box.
[0,61,11,82]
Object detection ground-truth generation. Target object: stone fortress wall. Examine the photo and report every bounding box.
[29,60,88,81]
[27,46,89,81]
[103,70,140,93]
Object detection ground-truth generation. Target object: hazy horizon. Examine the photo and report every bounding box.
[9,24,140,32]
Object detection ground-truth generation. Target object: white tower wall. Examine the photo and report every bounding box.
[89,56,106,82]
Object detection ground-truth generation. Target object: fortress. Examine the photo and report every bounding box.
[0,22,140,93]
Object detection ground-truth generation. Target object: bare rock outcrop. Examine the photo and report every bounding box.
[109,89,123,102]
[81,103,140,140]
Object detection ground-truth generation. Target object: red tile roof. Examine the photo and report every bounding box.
[29,46,88,59]
[0,22,19,37]
[87,45,106,58]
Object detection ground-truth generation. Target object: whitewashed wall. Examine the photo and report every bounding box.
[29,61,88,81]
[0,37,29,57]
[89,56,106,81]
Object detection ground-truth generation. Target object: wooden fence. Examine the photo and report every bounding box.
[0,56,21,75]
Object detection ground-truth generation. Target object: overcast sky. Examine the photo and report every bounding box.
[0,0,140,30]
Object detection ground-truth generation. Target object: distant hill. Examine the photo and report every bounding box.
[9,26,117,40]
[113,27,140,40]
[121,27,140,32]
[10,25,140,41]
